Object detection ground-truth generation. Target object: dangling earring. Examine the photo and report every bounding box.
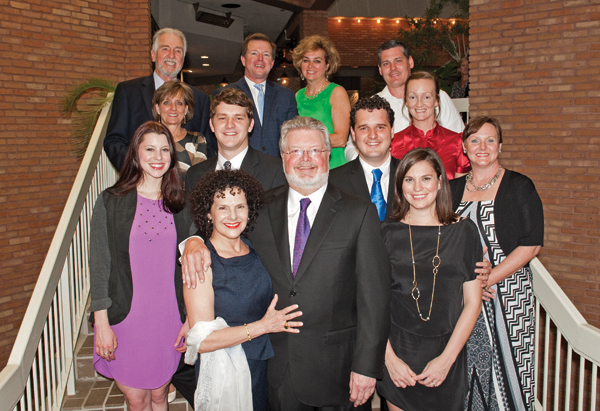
[300,74,305,81]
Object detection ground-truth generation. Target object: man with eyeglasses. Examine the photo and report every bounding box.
[181,116,391,410]
[185,88,286,193]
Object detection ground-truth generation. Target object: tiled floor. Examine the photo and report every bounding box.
[61,378,192,411]
[62,333,193,411]
[65,330,379,410]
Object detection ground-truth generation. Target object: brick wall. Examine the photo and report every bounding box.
[0,0,152,368]
[329,18,468,68]
[470,0,600,326]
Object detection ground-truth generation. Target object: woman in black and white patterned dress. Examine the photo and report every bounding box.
[450,116,544,411]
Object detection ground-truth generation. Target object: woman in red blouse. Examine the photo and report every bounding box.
[390,71,469,180]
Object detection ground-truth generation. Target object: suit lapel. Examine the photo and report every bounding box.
[349,159,371,199]
[269,187,293,284]
[240,146,258,174]
[142,75,155,120]
[386,157,399,217]
[236,78,262,133]
[293,185,342,283]
[262,80,275,125]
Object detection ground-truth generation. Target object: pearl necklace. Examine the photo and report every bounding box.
[466,166,502,192]
[407,212,441,322]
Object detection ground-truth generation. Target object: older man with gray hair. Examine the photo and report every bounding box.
[181,116,391,410]
[104,28,214,171]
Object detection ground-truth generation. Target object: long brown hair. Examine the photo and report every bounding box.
[108,121,185,213]
[390,148,458,225]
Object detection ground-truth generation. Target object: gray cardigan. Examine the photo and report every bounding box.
[89,189,194,325]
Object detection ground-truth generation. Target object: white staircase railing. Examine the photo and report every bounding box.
[0,95,599,410]
[0,100,117,411]
[532,257,600,410]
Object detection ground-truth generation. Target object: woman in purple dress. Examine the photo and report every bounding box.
[90,121,192,410]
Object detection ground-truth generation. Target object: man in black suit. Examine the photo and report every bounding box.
[181,116,390,410]
[330,96,397,220]
[214,33,298,157]
[185,88,286,192]
[104,28,214,171]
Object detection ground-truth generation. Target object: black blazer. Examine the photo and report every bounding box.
[328,156,400,219]
[104,74,215,171]
[89,190,193,325]
[450,168,544,256]
[214,78,298,157]
[247,184,391,407]
[184,146,286,193]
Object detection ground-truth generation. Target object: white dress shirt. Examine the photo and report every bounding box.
[153,71,166,90]
[358,154,392,198]
[216,147,249,171]
[376,86,465,134]
[345,86,466,162]
[245,76,267,124]
[287,184,327,270]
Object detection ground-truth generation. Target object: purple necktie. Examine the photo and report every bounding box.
[292,198,311,278]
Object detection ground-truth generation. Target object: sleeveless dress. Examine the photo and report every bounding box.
[208,238,275,411]
[377,219,482,411]
[296,82,346,169]
[457,201,535,411]
[93,195,182,389]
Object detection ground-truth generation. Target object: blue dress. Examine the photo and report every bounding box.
[208,238,275,411]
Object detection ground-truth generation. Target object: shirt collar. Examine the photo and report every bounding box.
[245,76,267,89]
[288,183,327,213]
[217,146,249,170]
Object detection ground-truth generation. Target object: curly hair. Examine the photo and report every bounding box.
[350,95,395,131]
[188,169,264,239]
[152,81,195,124]
[292,35,341,77]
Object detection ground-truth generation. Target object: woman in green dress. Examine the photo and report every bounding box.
[292,35,351,169]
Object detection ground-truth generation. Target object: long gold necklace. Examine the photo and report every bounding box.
[408,212,441,322]
[304,80,329,100]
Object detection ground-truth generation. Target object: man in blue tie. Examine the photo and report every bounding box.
[214,33,298,157]
[330,96,397,220]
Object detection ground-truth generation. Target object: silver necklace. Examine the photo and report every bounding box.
[466,166,502,192]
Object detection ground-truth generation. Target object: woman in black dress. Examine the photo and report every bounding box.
[377,148,483,411]
[183,170,303,411]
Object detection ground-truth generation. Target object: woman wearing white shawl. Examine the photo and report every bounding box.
[184,170,303,411]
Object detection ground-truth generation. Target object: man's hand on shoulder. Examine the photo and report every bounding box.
[181,237,211,288]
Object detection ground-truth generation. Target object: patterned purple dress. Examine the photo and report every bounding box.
[94,194,182,389]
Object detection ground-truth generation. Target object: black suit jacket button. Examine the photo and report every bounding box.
[262,146,267,151]
[289,290,296,297]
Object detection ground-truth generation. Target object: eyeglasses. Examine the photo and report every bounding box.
[283,149,329,158]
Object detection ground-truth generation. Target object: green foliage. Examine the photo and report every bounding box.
[435,60,459,95]
[397,0,469,70]
[61,78,116,158]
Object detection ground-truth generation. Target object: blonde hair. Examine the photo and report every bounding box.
[292,35,340,77]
